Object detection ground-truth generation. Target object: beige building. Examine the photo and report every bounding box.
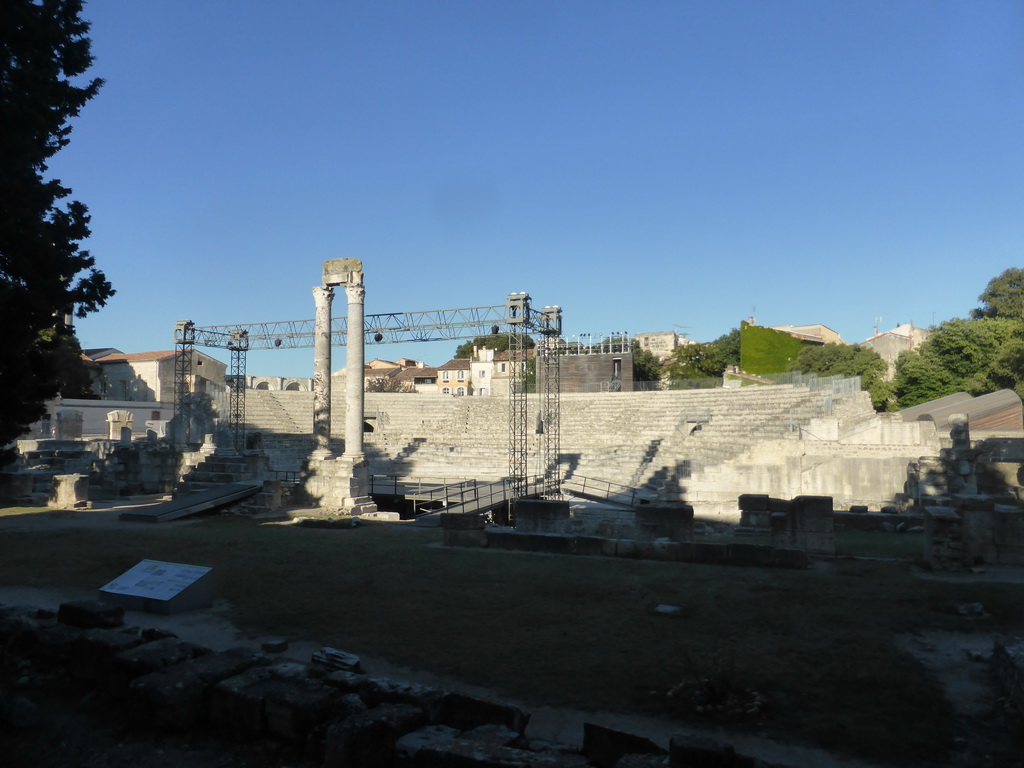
[91,350,227,402]
[635,331,691,361]
[861,323,931,379]
[770,324,846,345]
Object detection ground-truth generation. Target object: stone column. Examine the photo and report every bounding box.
[345,280,366,459]
[311,285,334,456]
[302,259,376,517]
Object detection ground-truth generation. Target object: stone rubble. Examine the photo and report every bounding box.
[0,599,797,767]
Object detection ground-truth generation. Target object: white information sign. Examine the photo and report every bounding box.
[101,559,212,604]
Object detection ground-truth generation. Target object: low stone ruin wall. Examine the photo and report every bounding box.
[738,494,836,556]
[924,502,1024,571]
[994,639,1024,717]
[442,509,809,569]
[0,599,792,768]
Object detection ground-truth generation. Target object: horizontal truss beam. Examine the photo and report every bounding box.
[178,305,509,349]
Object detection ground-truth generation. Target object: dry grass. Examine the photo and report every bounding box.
[1,511,1023,765]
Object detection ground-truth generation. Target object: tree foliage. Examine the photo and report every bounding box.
[893,317,1023,407]
[365,376,417,393]
[791,343,893,411]
[1,0,114,462]
[664,343,726,380]
[708,328,741,368]
[631,344,663,382]
[454,334,534,359]
[971,268,1024,320]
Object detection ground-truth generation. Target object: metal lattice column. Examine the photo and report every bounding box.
[538,306,563,498]
[227,328,249,453]
[505,293,531,516]
[172,320,196,447]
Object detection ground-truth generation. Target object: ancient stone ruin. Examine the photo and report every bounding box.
[0,598,796,768]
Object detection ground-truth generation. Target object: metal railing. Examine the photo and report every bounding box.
[368,475,544,516]
[561,475,653,508]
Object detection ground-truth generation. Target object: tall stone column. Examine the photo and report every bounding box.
[311,285,334,457]
[345,281,366,459]
[302,259,377,517]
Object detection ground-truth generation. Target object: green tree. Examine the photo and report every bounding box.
[664,343,726,380]
[893,317,1022,407]
[708,328,741,369]
[454,334,534,359]
[1,0,113,462]
[791,343,893,411]
[631,344,663,382]
[971,268,1024,320]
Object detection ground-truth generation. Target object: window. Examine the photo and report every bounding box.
[457,387,465,396]
[499,363,506,373]
[478,369,486,378]
[442,387,450,395]
[457,371,465,380]
[442,370,450,380]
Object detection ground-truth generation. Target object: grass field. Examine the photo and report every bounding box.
[1,509,1022,765]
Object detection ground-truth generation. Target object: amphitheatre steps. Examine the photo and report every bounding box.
[242,384,884,511]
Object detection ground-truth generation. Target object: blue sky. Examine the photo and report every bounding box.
[57,1,1024,377]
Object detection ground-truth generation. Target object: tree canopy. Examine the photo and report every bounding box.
[971,268,1024,320]
[631,344,663,382]
[663,343,726,380]
[894,317,1024,406]
[790,343,893,410]
[454,334,534,359]
[1,0,114,462]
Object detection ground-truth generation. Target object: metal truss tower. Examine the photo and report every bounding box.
[172,320,196,447]
[227,328,249,453]
[538,306,563,498]
[504,293,530,514]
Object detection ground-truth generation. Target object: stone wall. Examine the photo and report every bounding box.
[441,512,809,569]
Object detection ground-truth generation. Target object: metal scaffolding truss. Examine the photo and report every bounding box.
[187,305,508,350]
[172,298,563,520]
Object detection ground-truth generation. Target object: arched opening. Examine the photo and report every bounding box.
[255,381,270,390]
[285,381,301,391]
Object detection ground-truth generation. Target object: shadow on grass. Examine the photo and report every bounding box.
[1,515,1022,765]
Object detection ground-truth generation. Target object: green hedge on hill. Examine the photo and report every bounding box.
[740,321,813,374]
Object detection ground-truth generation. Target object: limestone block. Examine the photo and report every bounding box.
[692,542,728,565]
[70,627,146,683]
[0,472,33,504]
[572,535,608,557]
[127,648,263,730]
[32,623,82,665]
[110,637,210,696]
[322,703,425,768]
[583,722,666,768]
[521,532,574,555]
[357,677,447,721]
[441,512,485,530]
[264,676,344,743]
[47,473,89,510]
[438,692,529,734]
[959,507,996,564]
[738,493,769,512]
[635,503,694,542]
[515,498,571,533]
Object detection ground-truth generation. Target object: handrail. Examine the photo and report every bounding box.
[561,474,652,507]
